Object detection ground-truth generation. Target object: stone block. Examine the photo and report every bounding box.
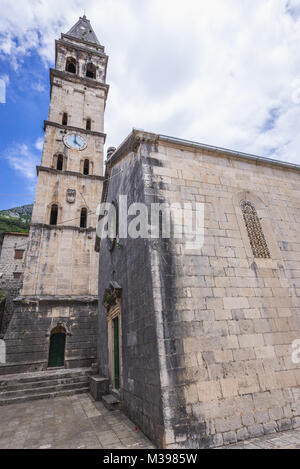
[248,424,264,438]
[89,375,109,401]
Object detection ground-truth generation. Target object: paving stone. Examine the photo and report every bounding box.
[0,393,154,449]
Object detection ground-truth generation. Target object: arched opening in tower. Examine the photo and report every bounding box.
[83,159,90,175]
[80,208,88,228]
[86,63,96,79]
[50,204,58,226]
[57,155,63,171]
[66,57,76,74]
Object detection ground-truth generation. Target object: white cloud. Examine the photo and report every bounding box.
[32,82,46,93]
[1,0,300,164]
[3,143,40,185]
[0,74,9,103]
[35,137,44,151]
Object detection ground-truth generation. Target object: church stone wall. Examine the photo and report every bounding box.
[2,299,97,374]
[98,134,300,448]
[98,151,165,448]
[146,139,300,448]
[21,225,99,297]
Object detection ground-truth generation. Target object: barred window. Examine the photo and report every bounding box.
[14,250,24,260]
[241,200,271,259]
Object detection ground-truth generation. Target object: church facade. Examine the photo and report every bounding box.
[1,16,107,374]
[96,129,300,448]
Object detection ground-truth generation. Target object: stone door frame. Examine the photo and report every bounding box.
[107,301,122,393]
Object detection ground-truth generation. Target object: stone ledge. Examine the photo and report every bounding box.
[50,68,109,96]
[14,295,98,306]
[37,165,105,181]
[43,120,107,140]
[29,223,96,233]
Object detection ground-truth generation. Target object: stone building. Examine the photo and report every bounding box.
[96,129,300,448]
[1,16,108,373]
[0,232,29,337]
[0,232,28,282]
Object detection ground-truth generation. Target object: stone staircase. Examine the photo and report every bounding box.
[0,368,92,406]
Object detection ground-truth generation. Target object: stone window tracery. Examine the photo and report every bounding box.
[241,200,271,259]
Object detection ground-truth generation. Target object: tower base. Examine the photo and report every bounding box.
[0,296,98,375]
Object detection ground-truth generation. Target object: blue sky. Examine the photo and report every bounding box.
[1,0,300,211]
[0,50,48,210]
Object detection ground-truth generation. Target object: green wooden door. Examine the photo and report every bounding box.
[48,333,66,368]
[113,317,120,390]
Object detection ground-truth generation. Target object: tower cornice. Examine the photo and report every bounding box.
[37,166,105,181]
[43,120,107,141]
[50,68,109,99]
[60,34,105,52]
[56,38,107,59]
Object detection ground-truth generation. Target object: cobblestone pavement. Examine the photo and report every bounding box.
[0,393,155,449]
[223,427,300,449]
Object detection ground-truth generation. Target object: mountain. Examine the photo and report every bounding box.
[0,204,33,243]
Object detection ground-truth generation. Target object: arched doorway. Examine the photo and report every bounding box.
[48,326,66,368]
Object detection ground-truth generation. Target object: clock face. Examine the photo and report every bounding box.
[64,133,87,151]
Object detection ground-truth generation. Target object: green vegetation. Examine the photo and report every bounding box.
[0,204,33,245]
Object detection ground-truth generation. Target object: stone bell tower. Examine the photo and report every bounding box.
[2,16,108,372]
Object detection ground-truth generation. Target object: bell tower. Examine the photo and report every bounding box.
[2,17,108,371]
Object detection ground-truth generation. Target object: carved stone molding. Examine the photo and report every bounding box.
[103,281,122,314]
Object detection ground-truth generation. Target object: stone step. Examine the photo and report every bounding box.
[0,387,89,406]
[0,367,92,387]
[102,394,121,411]
[0,375,89,393]
[0,381,88,399]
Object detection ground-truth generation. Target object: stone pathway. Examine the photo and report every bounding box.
[223,427,300,449]
[0,393,155,449]
[0,393,299,449]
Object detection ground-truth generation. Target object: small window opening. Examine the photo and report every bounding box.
[80,208,87,228]
[62,113,68,126]
[83,159,90,176]
[86,118,91,131]
[50,205,58,226]
[57,155,63,171]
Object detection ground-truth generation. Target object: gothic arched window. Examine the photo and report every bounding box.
[56,155,63,171]
[83,159,90,175]
[80,208,88,228]
[50,204,58,226]
[86,63,96,79]
[241,200,271,259]
[66,57,76,74]
[86,118,91,131]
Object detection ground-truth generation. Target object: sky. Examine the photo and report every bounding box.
[0,0,300,210]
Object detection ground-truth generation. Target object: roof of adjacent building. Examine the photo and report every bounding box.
[66,15,100,45]
[3,232,29,237]
[108,129,300,173]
